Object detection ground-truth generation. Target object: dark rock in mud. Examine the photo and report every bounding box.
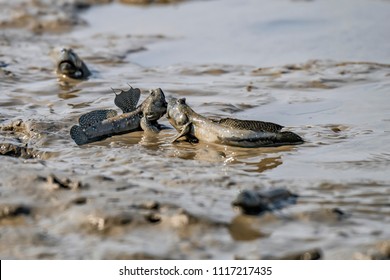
[95,175,115,182]
[280,248,322,260]
[232,188,298,215]
[0,68,17,80]
[71,197,88,205]
[0,204,31,219]
[115,184,138,192]
[39,174,88,190]
[145,212,162,223]
[0,143,42,159]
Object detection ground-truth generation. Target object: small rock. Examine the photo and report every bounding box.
[145,212,161,223]
[87,212,133,232]
[232,188,298,215]
[44,174,87,190]
[0,204,31,219]
[71,197,87,205]
[0,143,38,159]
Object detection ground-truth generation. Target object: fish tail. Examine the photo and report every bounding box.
[70,125,90,145]
[277,131,304,144]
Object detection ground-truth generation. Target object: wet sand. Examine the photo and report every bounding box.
[0,0,389,259]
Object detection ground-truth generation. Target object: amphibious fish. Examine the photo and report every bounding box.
[166,97,303,147]
[56,48,91,80]
[70,87,167,145]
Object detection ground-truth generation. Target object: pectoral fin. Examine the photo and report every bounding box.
[78,109,118,128]
[113,86,141,113]
[172,122,192,143]
[70,125,89,145]
[140,116,160,134]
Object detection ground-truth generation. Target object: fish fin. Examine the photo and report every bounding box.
[220,136,278,147]
[172,122,192,143]
[113,86,141,113]
[78,109,118,128]
[70,125,90,145]
[218,118,283,132]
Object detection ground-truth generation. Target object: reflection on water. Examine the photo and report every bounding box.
[243,156,283,173]
[228,215,268,241]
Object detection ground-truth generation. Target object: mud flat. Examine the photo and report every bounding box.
[0,0,389,259]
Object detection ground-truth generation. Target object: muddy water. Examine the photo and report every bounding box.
[1,0,390,259]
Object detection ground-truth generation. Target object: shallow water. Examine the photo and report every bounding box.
[0,0,389,259]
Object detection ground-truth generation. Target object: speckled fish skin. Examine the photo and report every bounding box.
[166,97,303,148]
[70,88,167,145]
[56,48,91,80]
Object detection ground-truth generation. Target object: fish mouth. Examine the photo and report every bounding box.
[59,60,76,69]
[146,101,167,121]
[58,60,84,78]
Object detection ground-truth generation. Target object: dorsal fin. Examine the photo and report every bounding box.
[113,86,141,113]
[78,109,118,128]
[218,118,283,132]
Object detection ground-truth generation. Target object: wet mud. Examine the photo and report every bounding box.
[0,0,389,259]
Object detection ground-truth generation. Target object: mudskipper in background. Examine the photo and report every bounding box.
[56,48,91,80]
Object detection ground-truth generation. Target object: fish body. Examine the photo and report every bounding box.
[70,87,167,145]
[166,97,303,147]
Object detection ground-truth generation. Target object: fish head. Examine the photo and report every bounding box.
[142,88,168,121]
[56,48,90,80]
[166,97,190,130]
